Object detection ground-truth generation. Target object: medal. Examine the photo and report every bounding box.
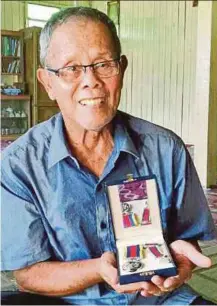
[148,244,171,263]
[123,212,140,227]
[141,206,151,225]
[121,202,140,228]
[122,245,146,272]
[118,177,151,228]
[148,245,163,258]
[122,257,143,272]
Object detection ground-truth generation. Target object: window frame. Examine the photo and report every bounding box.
[25,2,60,28]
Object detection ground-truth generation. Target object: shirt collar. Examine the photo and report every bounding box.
[48,113,71,169]
[48,111,140,169]
[113,111,140,159]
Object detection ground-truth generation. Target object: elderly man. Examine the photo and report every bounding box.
[1,6,216,305]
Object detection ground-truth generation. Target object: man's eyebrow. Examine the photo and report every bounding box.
[61,52,114,67]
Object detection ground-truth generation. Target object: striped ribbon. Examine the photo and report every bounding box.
[142,207,151,224]
[125,245,146,258]
[148,245,163,258]
[123,213,140,228]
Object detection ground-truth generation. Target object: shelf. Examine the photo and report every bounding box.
[2,55,20,59]
[1,134,22,141]
[1,73,22,76]
[1,94,30,100]
[1,30,22,37]
[1,117,28,119]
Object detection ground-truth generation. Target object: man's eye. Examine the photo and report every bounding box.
[96,62,109,68]
[66,66,78,72]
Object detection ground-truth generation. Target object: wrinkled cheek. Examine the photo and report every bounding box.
[55,87,77,112]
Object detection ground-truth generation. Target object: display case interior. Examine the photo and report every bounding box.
[1,95,30,139]
[106,176,177,285]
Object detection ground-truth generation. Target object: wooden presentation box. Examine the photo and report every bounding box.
[106,175,177,285]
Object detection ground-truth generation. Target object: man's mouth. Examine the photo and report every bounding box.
[79,98,104,106]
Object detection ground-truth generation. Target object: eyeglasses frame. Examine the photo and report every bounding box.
[45,57,121,79]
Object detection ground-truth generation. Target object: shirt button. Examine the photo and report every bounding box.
[100,221,107,229]
[97,184,103,192]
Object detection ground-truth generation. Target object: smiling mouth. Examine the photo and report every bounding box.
[79,98,104,106]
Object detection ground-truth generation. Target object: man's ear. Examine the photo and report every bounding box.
[37,68,56,101]
[119,55,128,88]
[120,55,128,74]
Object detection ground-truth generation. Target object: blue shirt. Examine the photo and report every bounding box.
[1,111,216,305]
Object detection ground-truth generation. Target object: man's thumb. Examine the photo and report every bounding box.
[170,240,212,268]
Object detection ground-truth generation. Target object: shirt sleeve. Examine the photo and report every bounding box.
[167,140,217,243]
[1,167,52,271]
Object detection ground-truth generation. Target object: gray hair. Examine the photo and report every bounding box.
[39,6,121,67]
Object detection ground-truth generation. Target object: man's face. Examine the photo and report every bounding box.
[38,18,127,132]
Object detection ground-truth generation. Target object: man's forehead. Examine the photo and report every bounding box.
[51,18,112,44]
[47,18,115,65]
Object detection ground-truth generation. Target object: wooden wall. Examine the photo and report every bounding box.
[119,1,197,145]
[208,1,217,187]
[194,1,217,187]
[1,1,216,187]
[1,1,25,30]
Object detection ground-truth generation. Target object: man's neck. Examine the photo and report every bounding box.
[64,121,115,177]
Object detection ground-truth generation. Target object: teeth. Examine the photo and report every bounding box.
[80,98,103,106]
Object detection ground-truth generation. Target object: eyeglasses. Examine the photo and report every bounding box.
[45,58,121,82]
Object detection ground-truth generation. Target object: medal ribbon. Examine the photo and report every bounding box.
[123,213,139,228]
[142,207,151,224]
[125,245,146,258]
[148,245,163,258]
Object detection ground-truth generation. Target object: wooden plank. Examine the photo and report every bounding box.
[1,1,6,30]
[156,1,166,126]
[19,1,26,29]
[77,1,91,7]
[138,0,145,119]
[91,1,106,13]
[1,94,30,100]
[152,1,159,124]
[124,0,132,115]
[207,0,217,186]
[119,0,132,114]
[130,0,137,117]
[145,1,154,122]
[168,1,179,133]
[175,1,185,137]
[181,1,191,141]
[163,1,172,128]
[26,1,72,8]
[1,135,22,141]
[12,2,20,30]
[188,4,197,144]
[3,1,13,30]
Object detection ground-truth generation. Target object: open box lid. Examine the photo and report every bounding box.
[106,176,163,241]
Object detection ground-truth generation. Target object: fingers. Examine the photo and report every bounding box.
[100,252,118,285]
[100,253,169,296]
[140,290,156,297]
[151,275,165,288]
[115,280,170,296]
[163,256,192,289]
[114,281,147,294]
[170,240,212,268]
[150,275,174,295]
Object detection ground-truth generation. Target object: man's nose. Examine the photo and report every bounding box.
[80,66,102,88]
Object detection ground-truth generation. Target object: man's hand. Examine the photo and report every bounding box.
[149,240,211,295]
[99,251,155,295]
[100,240,212,297]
